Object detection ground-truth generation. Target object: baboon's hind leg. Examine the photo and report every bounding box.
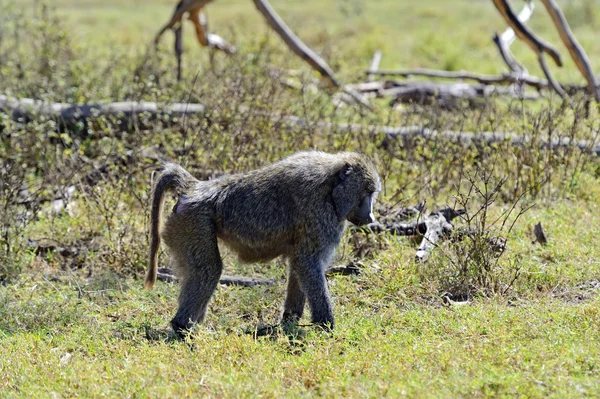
[169,220,223,336]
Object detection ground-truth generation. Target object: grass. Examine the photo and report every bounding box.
[29,0,600,81]
[1,0,600,397]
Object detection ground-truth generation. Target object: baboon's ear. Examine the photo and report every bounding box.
[332,164,354,220]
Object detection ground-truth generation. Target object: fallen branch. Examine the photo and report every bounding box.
[157,267,278,286]
[538,53,567,98]
[3,96,599,155]
[0,95,206,124]
[368,207,465,262]
[365,69,548,90]
[382,81,540,107]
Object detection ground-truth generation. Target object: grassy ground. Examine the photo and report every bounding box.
[2,0,600,397]
[34,0,600,80]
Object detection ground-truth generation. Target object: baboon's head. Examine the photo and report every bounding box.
[332,154,381,226]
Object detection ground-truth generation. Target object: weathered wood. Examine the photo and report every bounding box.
[490,0,573,99]
[3,96,599,156]
[326,263,361,276]
[366,50,382,82]
[156,267,278,286]
[540,0,599,101]
[154,0,214,47]
[493,33,527,75]
[366,69,548,90]
[188,7,236,54]
[0,95,206,122]
[251,0,372,109]
[491,0,562,67]
[538,53,567,98]
[367,208,465,262]
[493,1,534,74]
[382,81,539,107]
[252,0,339,88]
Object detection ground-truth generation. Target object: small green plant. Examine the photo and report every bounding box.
[422,168,532,300]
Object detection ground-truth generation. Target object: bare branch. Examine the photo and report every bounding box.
[540,0,599,101]
[252,0,339,88]
[491,0,562,66]
[538,53,567,98]
[154,0,214,46]
[492,1,535,74]
[188,7,236,54]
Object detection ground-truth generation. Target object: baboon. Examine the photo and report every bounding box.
[146,151,381,336]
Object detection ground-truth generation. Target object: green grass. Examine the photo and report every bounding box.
[1,270,599,397]
[2,0,600,397]
[32,0,600,81]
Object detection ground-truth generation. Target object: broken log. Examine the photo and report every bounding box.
[382,81,539,107]
[3,96,599,156]
[367,207,465,262]
[157,267,278,286]
[0,95,206,125]
[365,69,548,90]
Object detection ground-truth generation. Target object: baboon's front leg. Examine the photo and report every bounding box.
[291,250,334,329]
[282,269,306,323]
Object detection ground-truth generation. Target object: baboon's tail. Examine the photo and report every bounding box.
[146,163,196,290]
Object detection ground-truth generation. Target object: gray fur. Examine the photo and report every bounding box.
[146,151,381,336]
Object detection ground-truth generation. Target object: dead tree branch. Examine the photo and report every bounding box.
[0,95,206,123]
[252,0,338,88]
[491,0,568,98]
[368,207,466,262]
[365,69,548,90]
[492,1,534,74]
[156,267,279,286]
[538,53,567,98]
[154,0,213,47]
[382,81,539,107]
[540,0,599,101]
[3,96,599,155]
[491,0,562,67]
